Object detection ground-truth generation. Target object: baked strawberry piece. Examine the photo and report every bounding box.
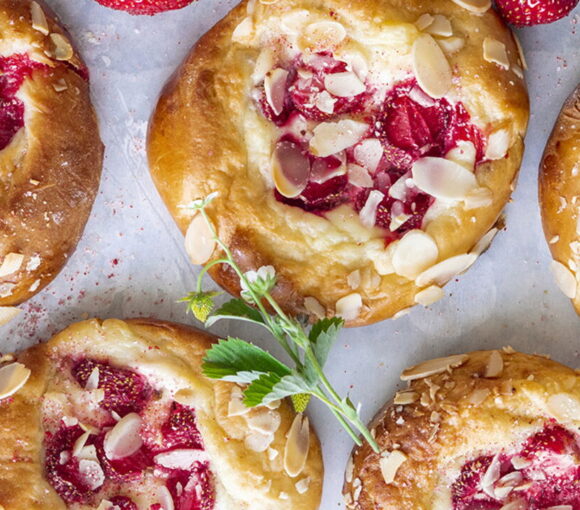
[495,0,579,26]
[93,0,195,16]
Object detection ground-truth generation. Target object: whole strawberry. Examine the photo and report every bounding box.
[495,0,579,26]
[94,0,195,15]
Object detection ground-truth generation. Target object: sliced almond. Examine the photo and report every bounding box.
[392,230,439,280]
[85,367,100,391]
[264,68,289,116]
[324,72,365,98]
[49,33,74,61]
[390,214,411,232]
[232,16,254,42]
[450,0,491,14]
[228,386,251,417]
[272,140,310,198]
[481,453,501,496]
[424,15,453,38]
[547,393,580,422]
[53,79,68,92]
[483,38,510,70]
[73,431,92,457]
[513,33,528,70]
[31,2,49,35]
[0,253,24,278]
[446,141,476,171]
[311,152,346,184]
[511,455,531,470]
[156,486,174,510]
[412,157,477,201]
[185,214,216,265]
[438,36,465,55]
[550,260,577,299]
[380,450,407,484]
[412,34,452,99]
[253,48,274,84]
[471,228,498,256]
[302,21,347,49]
[467,387,490,405]
[310,120,369,158]
[359,190,384,228]
[347,270,361,290]
[485,128,511,160]
[0,362,30,401]
[295,477,311,494]
[464,187,493,210]
[154,449,209,470]
[348,164,374,188]
[245,430,274,452]
[415,253,477,288]
[484,351,503,378]
[0,307,20,327]
[401,354,468,381]
[304,296,326,318]
[415,13,434,31]
[315,90,336,114]
[103,413,142,460]
[247,409,281,435]
[336,293,363,321]
[284,414,310,477]
[389,174,409,201]
[414,285,445,306]
[394,390,419,405]
[354,139,384,173]
[78,459,105,491]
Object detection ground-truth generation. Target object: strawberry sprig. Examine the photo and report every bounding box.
[181,193,379,453]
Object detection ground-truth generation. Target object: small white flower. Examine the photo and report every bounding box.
[241,265,277,299]
[179,191,219,211]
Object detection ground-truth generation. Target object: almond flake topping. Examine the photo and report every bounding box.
[31,2,49,35]
[550,260,577,299]
[401,354,468,381]
[394,390,419,405]
[232,16,254,42]
[380,450,407,485]
[467,387,491,405]
[185,213,216,266]
[304,296,326,318]
[302,21,347,49]
[336,293,363,321]
[412,34,452,99]
[485,128,511,160]
[154,449,209,470]
[0,253,24,277]
[438,37,465,55]
[247,409,281,435]
[415,285,445,306]
[264,68,289,116]
[324,72,365,98]
[412,157,478,201]
[49,33,74,61]
[447,141,476,171]
[471,228,498,256]
[415,13,434,31]
[103,413,143,460]
[424,15,453,38]
[85,367,100,390]
[464,187,493,210]
[547,393,580,423]
[295,477,311,494]
[0,362,31,400]
[392,230,439,280]
[415,253,477,288]
[310,120,368,158]
[348,164,373,188]
[450,0,491,14]
[359,190,384,228]
[272,140,311,198]
[245,430,274,452]
[483,38,510,70]
[284,414,310,477]
[354,138,384,172]
[485,351,504,378]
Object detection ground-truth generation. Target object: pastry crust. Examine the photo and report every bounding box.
[0,0,103,306]
[343,349,580,509]
[539,83,580,313]
[148,0,529,326]
[0,318,323,510]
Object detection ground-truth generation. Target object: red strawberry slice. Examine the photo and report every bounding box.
[45,425,96,504]
[72,359,152,416]
[166,463,215,510]
[495,0,579,26]
[94,432,153,482]
[93,0,195,15]
[0,55,45,151]
[109,496,138,509]
[160,402,204,450]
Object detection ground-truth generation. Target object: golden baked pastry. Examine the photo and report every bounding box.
[0,318,323,510]
[0,0,103,313]
[343,349,580,509]
[539,83,580,314]
[148,0,529,326]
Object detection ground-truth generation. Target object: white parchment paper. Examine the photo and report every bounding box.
[2,1,580,507]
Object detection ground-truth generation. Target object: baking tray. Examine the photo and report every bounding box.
[3,0,580,507]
